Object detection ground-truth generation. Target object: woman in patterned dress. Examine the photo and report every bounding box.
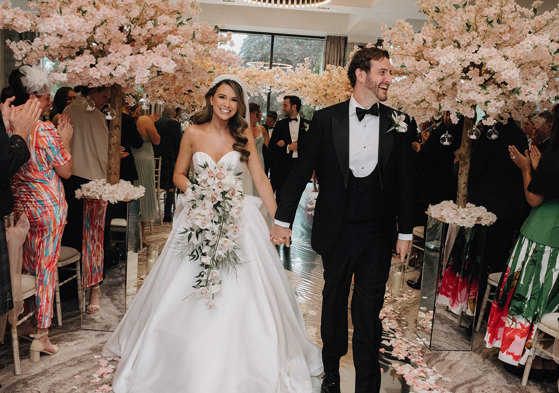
[485,104,559,367]
[3,66,73,361]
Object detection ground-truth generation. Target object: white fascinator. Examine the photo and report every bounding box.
[19,65,51,97]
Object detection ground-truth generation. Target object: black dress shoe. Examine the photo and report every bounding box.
[321,372,341,393]
[407,275,422,290]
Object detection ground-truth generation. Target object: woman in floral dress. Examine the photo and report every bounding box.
[485,104,559,366]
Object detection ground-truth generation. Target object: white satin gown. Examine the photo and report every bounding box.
[103,151,323,393]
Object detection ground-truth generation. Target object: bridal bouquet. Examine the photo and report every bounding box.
[75,179,145,203]
[181,163,244,308]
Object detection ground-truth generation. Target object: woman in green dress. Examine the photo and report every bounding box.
[485,104,559,366]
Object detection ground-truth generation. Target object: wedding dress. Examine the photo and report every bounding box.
[103,150,323,393]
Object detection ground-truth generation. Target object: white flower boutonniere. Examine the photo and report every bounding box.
[388,112,408,133]
[303,122,310,132]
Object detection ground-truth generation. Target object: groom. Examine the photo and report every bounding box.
[270,47,413,393]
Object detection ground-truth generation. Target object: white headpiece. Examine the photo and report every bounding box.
[209,74,250,126]
[19,65,51,97]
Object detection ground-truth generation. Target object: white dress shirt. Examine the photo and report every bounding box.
[349,96,379,177]
[275,97,412,240]
[287,115,300,158]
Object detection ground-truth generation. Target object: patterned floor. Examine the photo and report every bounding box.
[0,189,556,392]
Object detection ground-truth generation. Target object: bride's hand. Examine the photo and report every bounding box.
[270,225,291,247]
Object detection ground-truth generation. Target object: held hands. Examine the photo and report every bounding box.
[3,97,42,139]
[393,239,410,263]
[57,114,74,147]
[508,145,531,172]
[270,225,292,247]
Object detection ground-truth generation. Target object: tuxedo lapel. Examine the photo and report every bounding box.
[332,100,350,188]
[378,104,393,171]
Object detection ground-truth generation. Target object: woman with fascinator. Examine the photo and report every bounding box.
[1,65,73,361]
[103,76,322,392]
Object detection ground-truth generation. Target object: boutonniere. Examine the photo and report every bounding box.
[388,112,408,133]
[303,122,310,132]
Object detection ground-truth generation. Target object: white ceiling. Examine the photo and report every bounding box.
[198,0,558,43]
[198,0,427,43]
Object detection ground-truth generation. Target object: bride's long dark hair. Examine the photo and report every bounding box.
[191,80,250,163]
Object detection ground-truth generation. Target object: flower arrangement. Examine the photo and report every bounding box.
[180,162,244,308]
[75,179,145,203]
[382,0,559,126]
[427,200,497,227]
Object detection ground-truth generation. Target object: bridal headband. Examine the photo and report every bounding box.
[19,65,51,96]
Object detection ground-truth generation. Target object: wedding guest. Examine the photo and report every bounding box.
[532,110,553,152]
[249,103,266,170]
[0,97,42,316]
[271,47,414,393]
[485,104,559,374]
[154,105,181,222]
[131,107,160,239]
[4,66,73,360]
[62,85,110,313]
[262,110,277,177]
[49,87,75,127]
[269,96,310,203]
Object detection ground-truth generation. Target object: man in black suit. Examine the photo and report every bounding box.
[269,95,310,203]
[270,47,413,393]
[154,106,182,222]
[262,110,277,177]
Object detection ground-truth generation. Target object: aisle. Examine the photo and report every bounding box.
[0,188,555,392]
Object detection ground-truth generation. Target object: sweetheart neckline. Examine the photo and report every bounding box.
[193,150,239,165]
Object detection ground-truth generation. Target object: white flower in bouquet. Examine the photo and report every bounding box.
[180,162,244,308]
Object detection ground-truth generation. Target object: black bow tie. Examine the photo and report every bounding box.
[356,105,379,121]
[288,117,298,122]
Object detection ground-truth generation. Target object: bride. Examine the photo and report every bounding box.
[103,75,323,392]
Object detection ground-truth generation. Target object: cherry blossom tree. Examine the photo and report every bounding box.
[0,0,236,183]
[382,0,559,206]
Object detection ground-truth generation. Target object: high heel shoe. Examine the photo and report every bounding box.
[29,331,60,363]
[86,285,101,314]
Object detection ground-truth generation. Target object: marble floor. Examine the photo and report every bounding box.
[0,190,557,392]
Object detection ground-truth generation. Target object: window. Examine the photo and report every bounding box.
[221,30,324,120]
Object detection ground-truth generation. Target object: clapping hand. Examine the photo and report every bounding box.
[57,113,74,147]
[120,146,130,158]
[529,145,541,170]
[3,97,42,140]
[508,145,531,171]
[270,225,292,247]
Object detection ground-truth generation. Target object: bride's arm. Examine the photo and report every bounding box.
[244,128,277,217]
[173,127,194,192]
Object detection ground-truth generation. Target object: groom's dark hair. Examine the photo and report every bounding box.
[347,47,390,87]
[284,95,302,113]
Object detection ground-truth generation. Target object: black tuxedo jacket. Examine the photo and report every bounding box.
[269,116,310,159]
[0,115,30,216]
[275,100,414,255]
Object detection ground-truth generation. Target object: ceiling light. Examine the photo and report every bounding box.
[243,0,331,8]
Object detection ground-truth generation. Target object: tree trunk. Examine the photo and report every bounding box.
[456,117,474,207]
[107,84,124,185]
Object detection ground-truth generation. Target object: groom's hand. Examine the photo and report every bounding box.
[393,239,411,263]
[270,225,292,247]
